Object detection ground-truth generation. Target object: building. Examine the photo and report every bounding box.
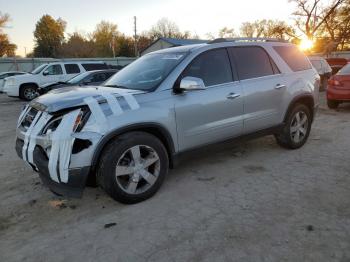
[140,37,208,56]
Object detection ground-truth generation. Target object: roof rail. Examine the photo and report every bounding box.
[208,37,289,44]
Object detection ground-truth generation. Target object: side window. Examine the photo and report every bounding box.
[229,47,275,80]
[182,49,233,86]
[105,72,116,79]
[64,64,80,74]
[45,64,63,75]
[82,63,108,71]
[273,46,311,72]
[91,73,107,82]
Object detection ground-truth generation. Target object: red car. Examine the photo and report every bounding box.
[327,63,350,109]
[326,58,349,75]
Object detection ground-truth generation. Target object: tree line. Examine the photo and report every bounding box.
[31,16,192,58]
[0,0,349,58]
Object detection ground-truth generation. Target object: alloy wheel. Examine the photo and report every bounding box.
[115,145,160,194]
[24,87,38,100]
[290,111,309,143]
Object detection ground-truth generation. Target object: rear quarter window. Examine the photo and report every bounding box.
[229,46,277,80]
[65,64,80,74]
[82,63,108,71]
[273,46,311,72]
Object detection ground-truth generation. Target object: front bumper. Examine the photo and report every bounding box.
[15,138,90,197]
[4,84,19,96]
[15,105,102,198]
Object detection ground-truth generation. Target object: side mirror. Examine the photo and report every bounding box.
[43,71,49,76]
[179,76,206,91]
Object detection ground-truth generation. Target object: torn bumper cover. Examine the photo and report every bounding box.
[16,139,90,197]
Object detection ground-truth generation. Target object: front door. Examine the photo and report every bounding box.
[40,64,65,85]
[174,48,244,151]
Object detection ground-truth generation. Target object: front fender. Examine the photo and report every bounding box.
[90,122,176,173]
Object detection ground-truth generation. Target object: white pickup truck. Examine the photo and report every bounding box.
[4,61,108,100]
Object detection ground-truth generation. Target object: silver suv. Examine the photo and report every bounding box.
[15,38,320,204]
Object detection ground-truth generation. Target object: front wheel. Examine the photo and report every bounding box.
[275,104,312,149]
[20,85,38,101]
[97,131,169,204]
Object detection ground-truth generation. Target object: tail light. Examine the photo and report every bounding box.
[328,79,343,87]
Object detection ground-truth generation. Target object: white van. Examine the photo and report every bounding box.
[4,61,108,100]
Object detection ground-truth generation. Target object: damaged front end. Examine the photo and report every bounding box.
[15,103,101,197]
[15,87,142,197]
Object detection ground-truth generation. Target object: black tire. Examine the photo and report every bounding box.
[19,84,38,101]
[327,99,339,109]
[275,104,312,149]
[97,131,169,204]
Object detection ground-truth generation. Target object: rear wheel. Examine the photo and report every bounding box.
[327,99,339,109]
[97,131,169,204]
[275,104,311,149]
[20,84,38,101]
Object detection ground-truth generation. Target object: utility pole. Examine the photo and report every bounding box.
[134,16,138,57]
[111,32,116,58]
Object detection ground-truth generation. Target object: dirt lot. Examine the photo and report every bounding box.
[0,93,349,262]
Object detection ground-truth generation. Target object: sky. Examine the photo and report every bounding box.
[0,0,296,56]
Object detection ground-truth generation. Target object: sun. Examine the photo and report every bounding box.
[299,38,314,51]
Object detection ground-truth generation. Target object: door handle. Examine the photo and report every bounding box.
[275,84,286,89]
[226,93,240,99]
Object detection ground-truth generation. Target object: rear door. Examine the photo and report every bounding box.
[174,48,244,151]
[228,46,287,134]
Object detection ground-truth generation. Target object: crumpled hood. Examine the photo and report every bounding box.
[30,85,145,113]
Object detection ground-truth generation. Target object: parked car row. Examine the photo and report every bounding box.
[2,61,115,100]
[37,69,118,95]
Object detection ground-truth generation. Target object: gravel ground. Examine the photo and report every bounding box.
[0,93,349,262]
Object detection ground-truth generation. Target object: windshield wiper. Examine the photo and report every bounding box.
[103,84,129,89]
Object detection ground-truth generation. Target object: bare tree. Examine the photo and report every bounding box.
[321,0,350,50]
[240,20,296,40]
[148,18,190,40]
[218,27,236,38]
[290,0,346,39]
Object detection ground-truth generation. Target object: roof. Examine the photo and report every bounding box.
[153,44,206,54]
[140,37,208,55]
[160,37,208,46]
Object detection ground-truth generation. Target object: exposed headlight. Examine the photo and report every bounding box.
[42,115,63,134]
[41,108,90,135]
